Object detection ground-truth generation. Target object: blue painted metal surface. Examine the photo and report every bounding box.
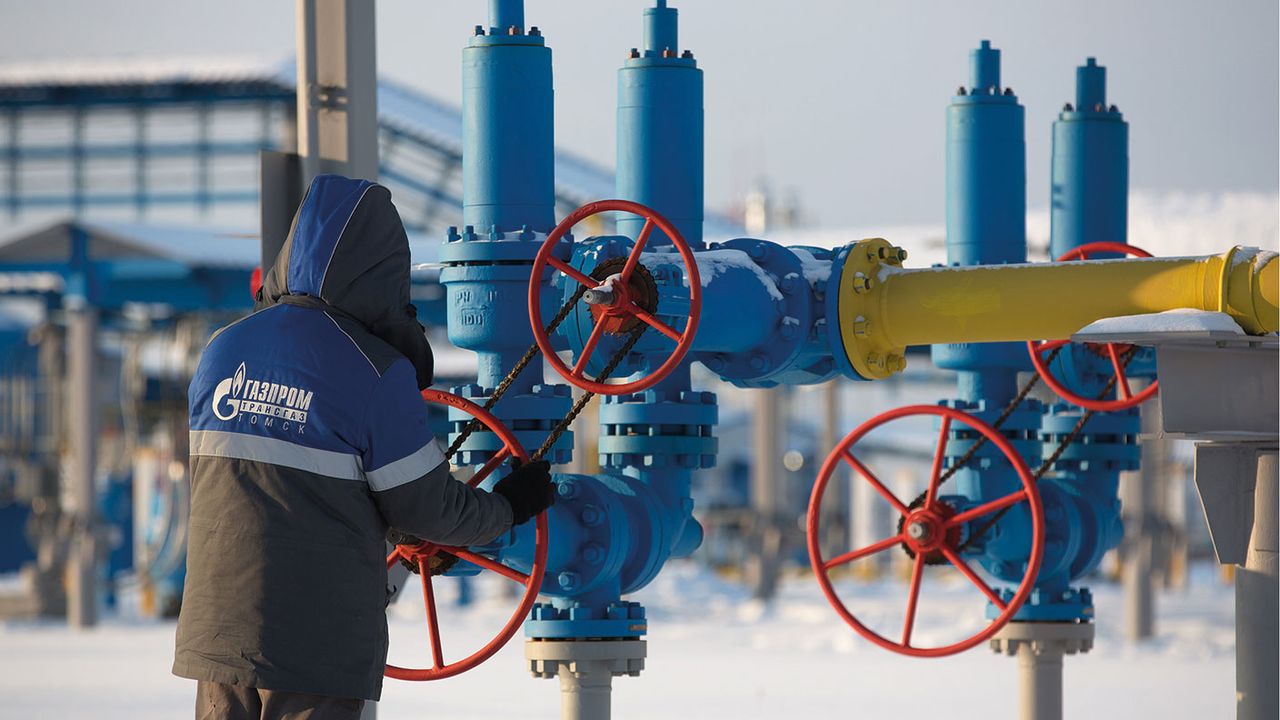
[932,48,1141,623]
[616,0,704,248]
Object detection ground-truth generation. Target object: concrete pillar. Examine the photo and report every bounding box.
[65,306,98,628]
[746,388,782,600]
[1236,451,1278,720]
[1123,381,1159,641]
[817,382,848,561]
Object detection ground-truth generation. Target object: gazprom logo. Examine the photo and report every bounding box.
[212,362,247,420]
[211,362,313,424]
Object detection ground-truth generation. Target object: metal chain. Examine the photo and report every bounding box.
[932,345,1063,488]
[443,283,590,460]
[530,324,648,462]
[956,347,1136,550]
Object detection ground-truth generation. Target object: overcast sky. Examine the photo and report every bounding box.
[2,1,1276,227]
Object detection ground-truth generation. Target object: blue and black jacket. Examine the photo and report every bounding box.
[173,175,512,701]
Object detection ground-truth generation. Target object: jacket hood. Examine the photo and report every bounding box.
[261,174,434,388]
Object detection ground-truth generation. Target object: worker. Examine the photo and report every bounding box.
[173,174,554,719]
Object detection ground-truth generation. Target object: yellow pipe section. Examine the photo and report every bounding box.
[837,239,1278,380]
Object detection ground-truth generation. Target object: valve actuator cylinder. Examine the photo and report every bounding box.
[462,4,555,234]
[1050,58,1128,258]
[617,1,704,249]
[933,40,1028,389]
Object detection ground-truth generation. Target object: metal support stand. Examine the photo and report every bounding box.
[65,305,98,629]
[1236,451,1277,720]
[527,639,646,720]
[1123,381,1159,641]
[991,622,1095,720]
[746,388,783,600]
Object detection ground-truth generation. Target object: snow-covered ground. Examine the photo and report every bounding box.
[0,562,1235,719]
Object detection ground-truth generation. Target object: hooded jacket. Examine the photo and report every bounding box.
[173,175,513,701]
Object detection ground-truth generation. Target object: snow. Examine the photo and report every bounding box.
[695,250,785,301]
[0,563,1235,719]
[1076,309,1246,337]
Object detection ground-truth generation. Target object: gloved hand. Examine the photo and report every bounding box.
[492,459,554,527]
[387,529,459,576]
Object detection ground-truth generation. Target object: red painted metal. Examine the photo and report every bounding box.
[1027,242,1159,411]
[384,389,549,681]
[528,199,702,395]
[249,266,263,300]
[806,404,1045,657]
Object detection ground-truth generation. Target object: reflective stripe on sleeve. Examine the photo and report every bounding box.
[364,439,447,492]
[190,429,364,482]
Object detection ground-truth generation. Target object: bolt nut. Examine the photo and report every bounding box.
[557,571,580,591]
[557,479,579,499]
[894,247,908,262]
[852,320,870,338]
[474,25,485,35]
[866,353,883,368]
[907,521,929,541]
[582,544,605,565]
[580,504,604,527]
[887,354,906,372]
[629,47,640,59]
[749,355,769,372]
[681,49,694,59]
[529,26,542,36]
[852,273,872,293]
[508,25,521,35]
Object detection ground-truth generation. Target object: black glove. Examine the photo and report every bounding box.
[492,459,554,526]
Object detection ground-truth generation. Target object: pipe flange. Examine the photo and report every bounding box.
[836,238,907,380]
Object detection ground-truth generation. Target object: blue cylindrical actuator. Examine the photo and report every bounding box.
[933,40,1029,386]
[462,2,555,234]
[1050,58,1128,258]
[616,1,704,249]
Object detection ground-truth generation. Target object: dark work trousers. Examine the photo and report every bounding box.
[196,680,365,720]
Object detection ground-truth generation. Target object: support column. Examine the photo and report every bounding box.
[1123,379,1158,641]
[817,382,847,560]
[991,622,1095,720]
[527,639,646,720]
[1237,451,1278,720]
[746,388,782,600]
[65,305,98,628]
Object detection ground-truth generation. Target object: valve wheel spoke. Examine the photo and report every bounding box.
[1033,338,1071,355]
[940,547,1007,610]
[467,446,512,488]
[449,548,531,585]
[842,452,909,515]
[944,489,1029,528]
[572,318,611,376]
[901,554,926,646]
[546,256,601,290]
[419,558,445,669]
[627,304,683,342]
[822,533,905,571]
[924,417,951,509]
[619,219,654,283]
[1106,344,1133,399]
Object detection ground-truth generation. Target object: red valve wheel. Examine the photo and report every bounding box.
[806,405,1045,657]
[384,389,548,681]
[528,199,702,395]
[1027,242,1158,412]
